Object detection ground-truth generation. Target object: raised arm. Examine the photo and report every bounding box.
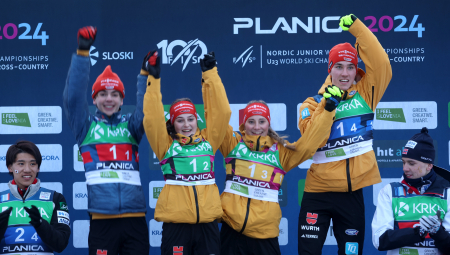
[200,52,232,153]
[126,62,148,144]
[62,26,97,144]
[345,15,392,110]
[142,51,173,161]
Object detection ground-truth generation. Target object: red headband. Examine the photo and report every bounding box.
[240,103,271,126]
[328,42,358,73]
[169,101,197,124]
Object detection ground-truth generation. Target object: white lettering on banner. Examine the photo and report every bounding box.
[157,39,207,71]
[150,219,164,247]
[232,176,270,188]
[0,106,62,134]
[0,144,62,173]
[73,220,89,248]
[373,102,437,130]
[229,103,286,131]
[233,17,341,34]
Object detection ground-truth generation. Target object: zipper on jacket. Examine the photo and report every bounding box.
[192,186,200,224]
[256,136,261,151]
[22,188,31,203]
[239,198,251,234]
[346,158,352,193]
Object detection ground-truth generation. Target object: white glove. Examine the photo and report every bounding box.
[419,215,441,235]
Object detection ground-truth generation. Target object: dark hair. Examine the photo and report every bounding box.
[6,140,41,177]
[245,100,295,150]
[166,98,195,140]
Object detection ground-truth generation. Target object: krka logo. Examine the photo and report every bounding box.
[2,113,31,127]
[395,202,410,217]
[90,124,104,139]
[376,108,406,123]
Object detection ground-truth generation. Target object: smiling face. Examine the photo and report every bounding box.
[93,89,123,117]
[173,113,198,137]
[330,61,357,91]
[8,152,39,190]
[244,115,269,136]
[402,157,433,179]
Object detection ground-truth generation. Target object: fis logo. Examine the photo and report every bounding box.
[157,39,207,71]
[233,46,255,67]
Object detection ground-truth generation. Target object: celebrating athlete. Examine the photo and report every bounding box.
[63,26,149,255]
[219,86,338,254]
[298,14,392,254]
[143,51,231,255]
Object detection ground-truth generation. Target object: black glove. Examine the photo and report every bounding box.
[200,51,217,72]
[142,50,161,79]
[24,205,42,228]
[323,85,343,112]
[77,26,97,50]
[0,207,12,238]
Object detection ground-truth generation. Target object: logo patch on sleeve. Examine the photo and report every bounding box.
[301,108,311,119]
[39,192,51,200]
[57,210,70,220]
[59,202,69,212]
[58,217,70,226]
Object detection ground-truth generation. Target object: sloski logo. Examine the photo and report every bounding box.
[89,46,99,66]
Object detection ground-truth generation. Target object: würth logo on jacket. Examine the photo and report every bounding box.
[173,246,183,254]
[96,250,107,255]
[306,212,318,225]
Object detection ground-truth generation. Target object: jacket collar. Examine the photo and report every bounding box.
[8,178,41,200]
[94,108,123,124]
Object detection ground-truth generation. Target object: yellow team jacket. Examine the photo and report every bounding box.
[299,18,392,193]
[220,100,334,239]
[143,67,231,224]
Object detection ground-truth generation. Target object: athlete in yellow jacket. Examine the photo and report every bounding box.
[219,94,336,254]
[143,51,231,255]
[297,14,392,255]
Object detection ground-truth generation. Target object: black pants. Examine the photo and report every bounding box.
[161,221,220,255]
[88,217,150,255]
[220,222,281,255]
[298,190,365,255]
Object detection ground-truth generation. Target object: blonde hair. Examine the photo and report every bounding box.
[245,100,295,150]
